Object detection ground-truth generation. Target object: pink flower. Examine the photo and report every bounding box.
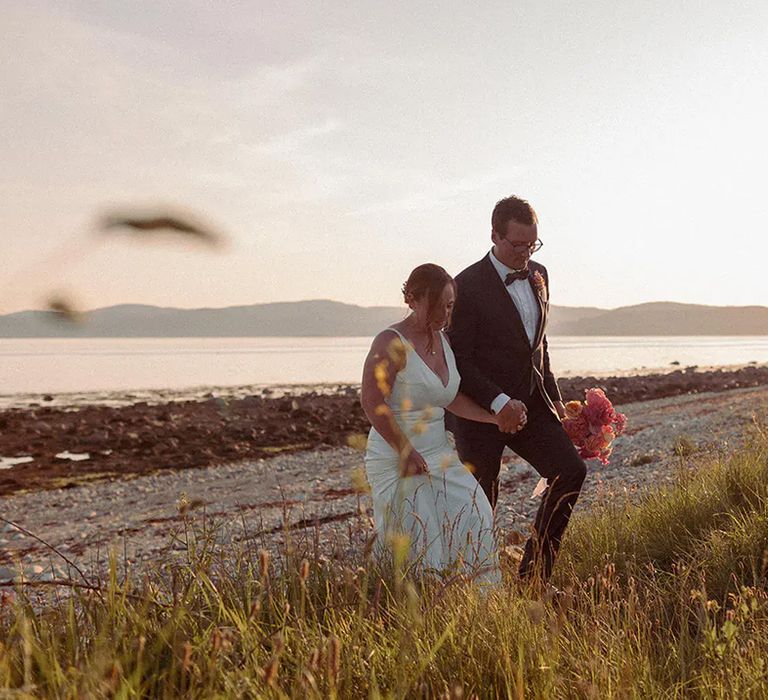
[563,414,588,442]
[582,388,616,426]
[561,388,627,467]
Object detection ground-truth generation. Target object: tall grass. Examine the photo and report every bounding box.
[2,422,768,698]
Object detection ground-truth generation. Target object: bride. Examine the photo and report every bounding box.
[361,263,526,582]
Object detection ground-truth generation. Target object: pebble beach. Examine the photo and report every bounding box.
[1,365,767,586]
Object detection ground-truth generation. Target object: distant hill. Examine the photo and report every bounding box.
[0,300,765,337]
[553,302,768,336]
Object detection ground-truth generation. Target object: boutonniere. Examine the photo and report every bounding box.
[531,270,547,301]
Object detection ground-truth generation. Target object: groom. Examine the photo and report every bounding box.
[447,195,586,583]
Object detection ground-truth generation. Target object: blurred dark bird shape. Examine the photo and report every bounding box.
[98,209,224,248]
[46,295,84,324]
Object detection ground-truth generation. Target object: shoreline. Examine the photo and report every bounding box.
[2,385,768,586]
[1,363,767,497]
[0,361,765,411]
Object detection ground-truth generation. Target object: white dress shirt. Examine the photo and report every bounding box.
[488,250,541,415]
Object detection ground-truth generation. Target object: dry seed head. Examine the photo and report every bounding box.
[308,647,321,672]
[386,338,407,366]
[387,532,411,561]
[346,433,368,451]
[182,642,193,672]
[300,558,310,582]
[249,599,262,620]
[258,549,270,578]
[106,661,121,691]
[374,361,391,395]
[176,492,190,516]
[351,466,372,494]
[363,532,378,558]
[263,656,280,686]
[327,636,341,682]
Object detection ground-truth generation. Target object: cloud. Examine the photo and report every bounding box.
[246,119,342,155]
[345,168,522,216]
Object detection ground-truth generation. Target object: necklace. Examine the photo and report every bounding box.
[408,314,437,354]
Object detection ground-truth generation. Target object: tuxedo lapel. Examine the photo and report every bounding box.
[481,254,531,347]
[529,271,547,349]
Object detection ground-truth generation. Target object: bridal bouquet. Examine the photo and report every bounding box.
[562,388,627,465]
[532,388,628,498]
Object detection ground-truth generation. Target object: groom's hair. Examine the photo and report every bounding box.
[491,196,538,233]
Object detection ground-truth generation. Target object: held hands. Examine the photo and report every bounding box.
[495,399,528,434]
[399,445,429,477]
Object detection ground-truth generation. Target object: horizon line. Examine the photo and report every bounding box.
[3,298,768,316]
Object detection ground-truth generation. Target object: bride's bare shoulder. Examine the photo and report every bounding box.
[368,328,407,368]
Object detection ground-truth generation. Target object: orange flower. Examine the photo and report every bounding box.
[564,400,583,420]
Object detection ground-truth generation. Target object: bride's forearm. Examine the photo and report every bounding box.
[362,399,415,454]
[445,392,497,425]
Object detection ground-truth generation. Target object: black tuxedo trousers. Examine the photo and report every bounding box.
[452,392,587,582]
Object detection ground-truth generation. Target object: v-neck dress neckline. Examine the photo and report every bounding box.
[390,327,450,389]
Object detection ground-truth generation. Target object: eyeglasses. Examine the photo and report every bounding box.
[502,238,543,254]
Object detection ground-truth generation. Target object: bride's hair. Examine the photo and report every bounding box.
[401,264,456,354]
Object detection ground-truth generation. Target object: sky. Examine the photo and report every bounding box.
[2,0,767,313]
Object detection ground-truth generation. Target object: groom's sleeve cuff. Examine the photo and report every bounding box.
[491,393,511,415]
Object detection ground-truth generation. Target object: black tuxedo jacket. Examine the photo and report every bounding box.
[447,253,562,423]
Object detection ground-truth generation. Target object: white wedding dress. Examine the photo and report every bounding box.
[364,328,500,583]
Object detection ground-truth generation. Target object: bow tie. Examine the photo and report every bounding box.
[505,269,529,285]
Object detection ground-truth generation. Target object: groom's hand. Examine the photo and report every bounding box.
[496,400,527,434]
